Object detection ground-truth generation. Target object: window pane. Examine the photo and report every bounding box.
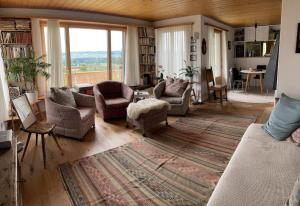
[43,27,66,84]
[111,30,124,81]
[69,28,108,85]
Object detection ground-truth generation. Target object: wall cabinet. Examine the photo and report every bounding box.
[244,26,269,42]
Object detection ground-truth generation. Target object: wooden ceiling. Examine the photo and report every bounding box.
[0,0,282,27]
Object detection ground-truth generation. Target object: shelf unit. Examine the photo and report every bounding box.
[0,18,33,74]
[234,25,279,58]
[138,27,156,86]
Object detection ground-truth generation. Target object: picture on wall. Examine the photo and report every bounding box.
[296,23,300,53]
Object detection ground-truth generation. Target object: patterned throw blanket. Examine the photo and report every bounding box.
[59,111,255,206]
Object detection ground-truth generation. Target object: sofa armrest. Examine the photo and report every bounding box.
[122,84,134,102]
[182,84,192,104]
[72,91,95,108]
[93,85,106,109]
[154,81,166,98]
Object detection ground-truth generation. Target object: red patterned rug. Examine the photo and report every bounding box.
[59,111,255,206]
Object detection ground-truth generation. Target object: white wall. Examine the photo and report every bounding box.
[277,0,300,99]
[235,57,270,70]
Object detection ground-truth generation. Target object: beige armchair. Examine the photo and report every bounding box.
[154,81,192,115]
[45,92,95,140]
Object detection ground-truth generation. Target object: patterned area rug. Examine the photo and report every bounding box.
[59,111,255,206]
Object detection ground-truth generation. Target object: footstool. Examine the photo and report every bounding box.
[126,98,170,136]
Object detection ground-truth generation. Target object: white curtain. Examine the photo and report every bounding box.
[47,19,64,89]
[156,25,192,77]
[0,48,10,129]
[124,26,140,86]
[31,18,46,96]
[221,30,228,84]
[208,26,215,71]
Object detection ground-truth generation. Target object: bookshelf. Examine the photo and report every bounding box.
[138,27,155,86]
[0,18,33,72]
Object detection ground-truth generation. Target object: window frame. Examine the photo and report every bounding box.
[40,20,126,87]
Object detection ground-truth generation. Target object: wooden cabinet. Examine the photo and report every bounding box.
[244,26,269,42]
[244,27,255,42]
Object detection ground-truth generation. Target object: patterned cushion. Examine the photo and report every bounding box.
[285,174,300,206]
[164,78,189,97]
[50,87,76,108]
[291,128,300,145]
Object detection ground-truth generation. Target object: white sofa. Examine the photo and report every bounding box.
[207,123,300,206]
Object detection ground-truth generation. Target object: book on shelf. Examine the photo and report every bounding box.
[1,31,32,44]
[140,55,155,65]
[1,46,33,59]
[138,27,155,38]
[0,130,12,149]
[139,37,155,45]
[139,45,155,54]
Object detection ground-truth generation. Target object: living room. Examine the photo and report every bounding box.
[0,0,299,205]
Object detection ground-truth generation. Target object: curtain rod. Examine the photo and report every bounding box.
[204,22,229,32]
[155,22,194,29]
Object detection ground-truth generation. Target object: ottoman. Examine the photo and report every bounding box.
[126,98,170,136]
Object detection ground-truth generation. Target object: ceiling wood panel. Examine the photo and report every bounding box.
[0,0,282,27]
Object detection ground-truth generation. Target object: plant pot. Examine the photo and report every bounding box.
[25,91,38,104]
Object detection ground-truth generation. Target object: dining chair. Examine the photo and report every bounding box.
[205,67,228,104]
[12,95,63,168]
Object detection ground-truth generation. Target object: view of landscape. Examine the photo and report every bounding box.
[44,27,124,85]
[62,50,124,84]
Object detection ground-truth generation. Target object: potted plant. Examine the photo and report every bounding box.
[179,60,199,82]
[7,55,51,102]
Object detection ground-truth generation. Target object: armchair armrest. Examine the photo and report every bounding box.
[93,85,106,109]
[122,84,134,101]
[72,91,95,108]
[182,84,192,103]
[154,81,166,98]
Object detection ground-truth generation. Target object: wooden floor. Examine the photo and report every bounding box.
[18,101,273,206]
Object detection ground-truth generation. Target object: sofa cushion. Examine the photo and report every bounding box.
[164,78,188,97]
[50,87,76,108]
[263,93,300,141]
[285,174,300,206]
[105,98,130,109]
[207,123,300,206]
[159,96,182,104]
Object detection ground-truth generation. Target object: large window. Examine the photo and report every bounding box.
[42,22,125,86]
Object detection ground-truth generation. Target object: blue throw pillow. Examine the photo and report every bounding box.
[263,93,300,141]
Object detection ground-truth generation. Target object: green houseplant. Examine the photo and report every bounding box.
[7,55,51,101]
[179,60,199,82]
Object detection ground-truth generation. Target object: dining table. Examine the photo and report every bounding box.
[240,70,266,94]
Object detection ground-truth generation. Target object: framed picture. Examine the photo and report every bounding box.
[190,55,197,61]
[190,45,196,52]
[296,23,300,53]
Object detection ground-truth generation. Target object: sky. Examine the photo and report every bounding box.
[45,27,123,52]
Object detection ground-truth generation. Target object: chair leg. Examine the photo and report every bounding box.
[220,90,223,104]
[50,132,63,155]
[21,133,31,161]
[225,88,228,101]
[35,133,38,146]
[41,134,46,169]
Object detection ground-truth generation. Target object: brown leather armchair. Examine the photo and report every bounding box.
[93,81,134,120]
